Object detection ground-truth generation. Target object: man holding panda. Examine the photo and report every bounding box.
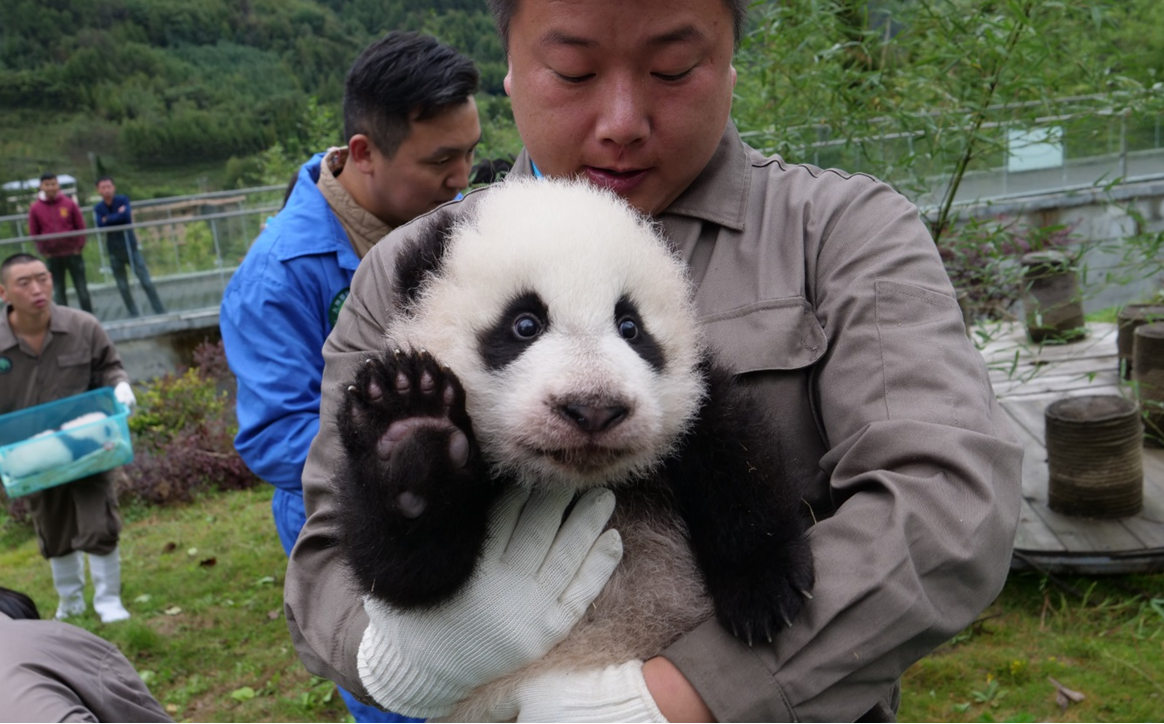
[286,0,1023,720]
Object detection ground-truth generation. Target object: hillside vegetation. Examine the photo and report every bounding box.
[2,1,1162,212]
[0,0,508,204]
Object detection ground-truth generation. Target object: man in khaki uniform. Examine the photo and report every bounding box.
[284,0,1024,720]
[0,252,137,624]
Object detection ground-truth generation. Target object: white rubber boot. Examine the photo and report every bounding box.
[89,548,131,623]
[49,550,87,619]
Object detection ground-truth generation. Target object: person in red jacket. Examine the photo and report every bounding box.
[27,173,92,313]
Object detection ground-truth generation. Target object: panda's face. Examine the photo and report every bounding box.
[388,178,705,489]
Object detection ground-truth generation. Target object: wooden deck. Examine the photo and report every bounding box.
[975,321,1164,574]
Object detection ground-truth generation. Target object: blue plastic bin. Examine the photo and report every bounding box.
[0,387,134,498]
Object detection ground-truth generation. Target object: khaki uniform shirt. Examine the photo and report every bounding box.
[0,614,172,722]
[0,304,128,414]
[285,124,1023,721]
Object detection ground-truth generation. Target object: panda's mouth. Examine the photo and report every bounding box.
[535,444,633,473]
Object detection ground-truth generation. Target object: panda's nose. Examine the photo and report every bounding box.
[558,402,629,433]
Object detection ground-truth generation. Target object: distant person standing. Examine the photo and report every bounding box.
[94,177,166,317]
[27,173,92,313]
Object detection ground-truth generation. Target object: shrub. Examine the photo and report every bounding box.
[120,340,259,505]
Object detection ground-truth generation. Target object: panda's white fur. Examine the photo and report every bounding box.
[386,177,706,491]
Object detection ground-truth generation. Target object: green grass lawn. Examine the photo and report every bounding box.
[3,485,1162,722]
[0,486,351,723]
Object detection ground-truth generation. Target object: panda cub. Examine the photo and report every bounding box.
[335,177,814,720]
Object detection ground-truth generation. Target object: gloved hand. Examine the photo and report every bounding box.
[487,660,666,722]
[113,381,136,412]
[357,485,623,718]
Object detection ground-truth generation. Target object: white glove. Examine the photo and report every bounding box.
[488,660,666,722]
[114,381,136,412]
[357,486,623,718]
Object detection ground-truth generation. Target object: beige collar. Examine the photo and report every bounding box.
[316,147,391,259]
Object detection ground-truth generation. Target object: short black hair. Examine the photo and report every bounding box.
[40,172,57,182]
[486,0,747,49]
[343,31,480,158]
[1,252,45,284]
[0,586,41,620]
[96,176,114,186]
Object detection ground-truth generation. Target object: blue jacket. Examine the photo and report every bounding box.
[93,194,139,258]
[220,154,360,494]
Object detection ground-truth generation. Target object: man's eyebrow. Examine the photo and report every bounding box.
[540,24,704,49]
[421,135,482,160]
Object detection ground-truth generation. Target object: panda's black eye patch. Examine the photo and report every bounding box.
[614,296,665,372]
[479,291,549,370]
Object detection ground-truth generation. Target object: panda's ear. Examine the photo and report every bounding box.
[393,212,457,308]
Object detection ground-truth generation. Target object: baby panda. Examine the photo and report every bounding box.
[334,177,814,720]
[4,412,119,479]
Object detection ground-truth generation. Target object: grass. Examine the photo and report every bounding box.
[4,485,1163,722]
[900,571,1164,722]
[0,485,351,723]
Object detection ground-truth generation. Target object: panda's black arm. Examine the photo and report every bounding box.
[333,349,502,610]
[664,361,816,645]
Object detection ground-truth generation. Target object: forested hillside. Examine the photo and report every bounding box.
[3,0,1162,210]
[0,0,508,203]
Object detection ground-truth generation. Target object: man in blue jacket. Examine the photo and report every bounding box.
[219,30,480,723]
[94,177,166,318]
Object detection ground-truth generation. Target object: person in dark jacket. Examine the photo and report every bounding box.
[94,177,166,318]
[27,173,92,313]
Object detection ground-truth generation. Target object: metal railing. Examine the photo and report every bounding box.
[1,195,281,326]
[741,97,1164,208]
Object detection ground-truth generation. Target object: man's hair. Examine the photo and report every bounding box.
[1,252,44,284]
[96,176,114,186]
[0,586,41,620]
[343,31,480,158]
[39,172,57,182]
[486,0,747,49]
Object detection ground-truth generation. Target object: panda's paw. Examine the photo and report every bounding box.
[338,348,475,520]
[711,533,815,647]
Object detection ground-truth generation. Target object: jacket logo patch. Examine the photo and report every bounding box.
[329,288,350,328]
[0,356,11,374]
[60,207,70,218]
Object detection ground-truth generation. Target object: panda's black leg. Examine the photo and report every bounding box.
[334,348,499,609]
[665,362,815,645]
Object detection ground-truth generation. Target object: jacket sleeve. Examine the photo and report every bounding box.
[70,199,86,231]
[102,197,133,227]
[90,321,129,390]
[28,207,41,236]
[663,179,1023,721]
[283,235,403,699]
[220,254,332,492]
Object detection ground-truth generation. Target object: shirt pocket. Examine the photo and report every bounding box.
[699,296,827,373]
[55,351,93,392]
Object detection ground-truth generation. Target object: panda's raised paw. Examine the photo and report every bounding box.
[338,349,470,458]
[335,349,496,607]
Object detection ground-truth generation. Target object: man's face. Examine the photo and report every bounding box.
[503,0,737,215]
[0,260,52,316]
[97,179,116,203]
[366,98,482,228]
[40,178,60,200]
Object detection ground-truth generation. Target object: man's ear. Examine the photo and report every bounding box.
[347,134,377,174]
